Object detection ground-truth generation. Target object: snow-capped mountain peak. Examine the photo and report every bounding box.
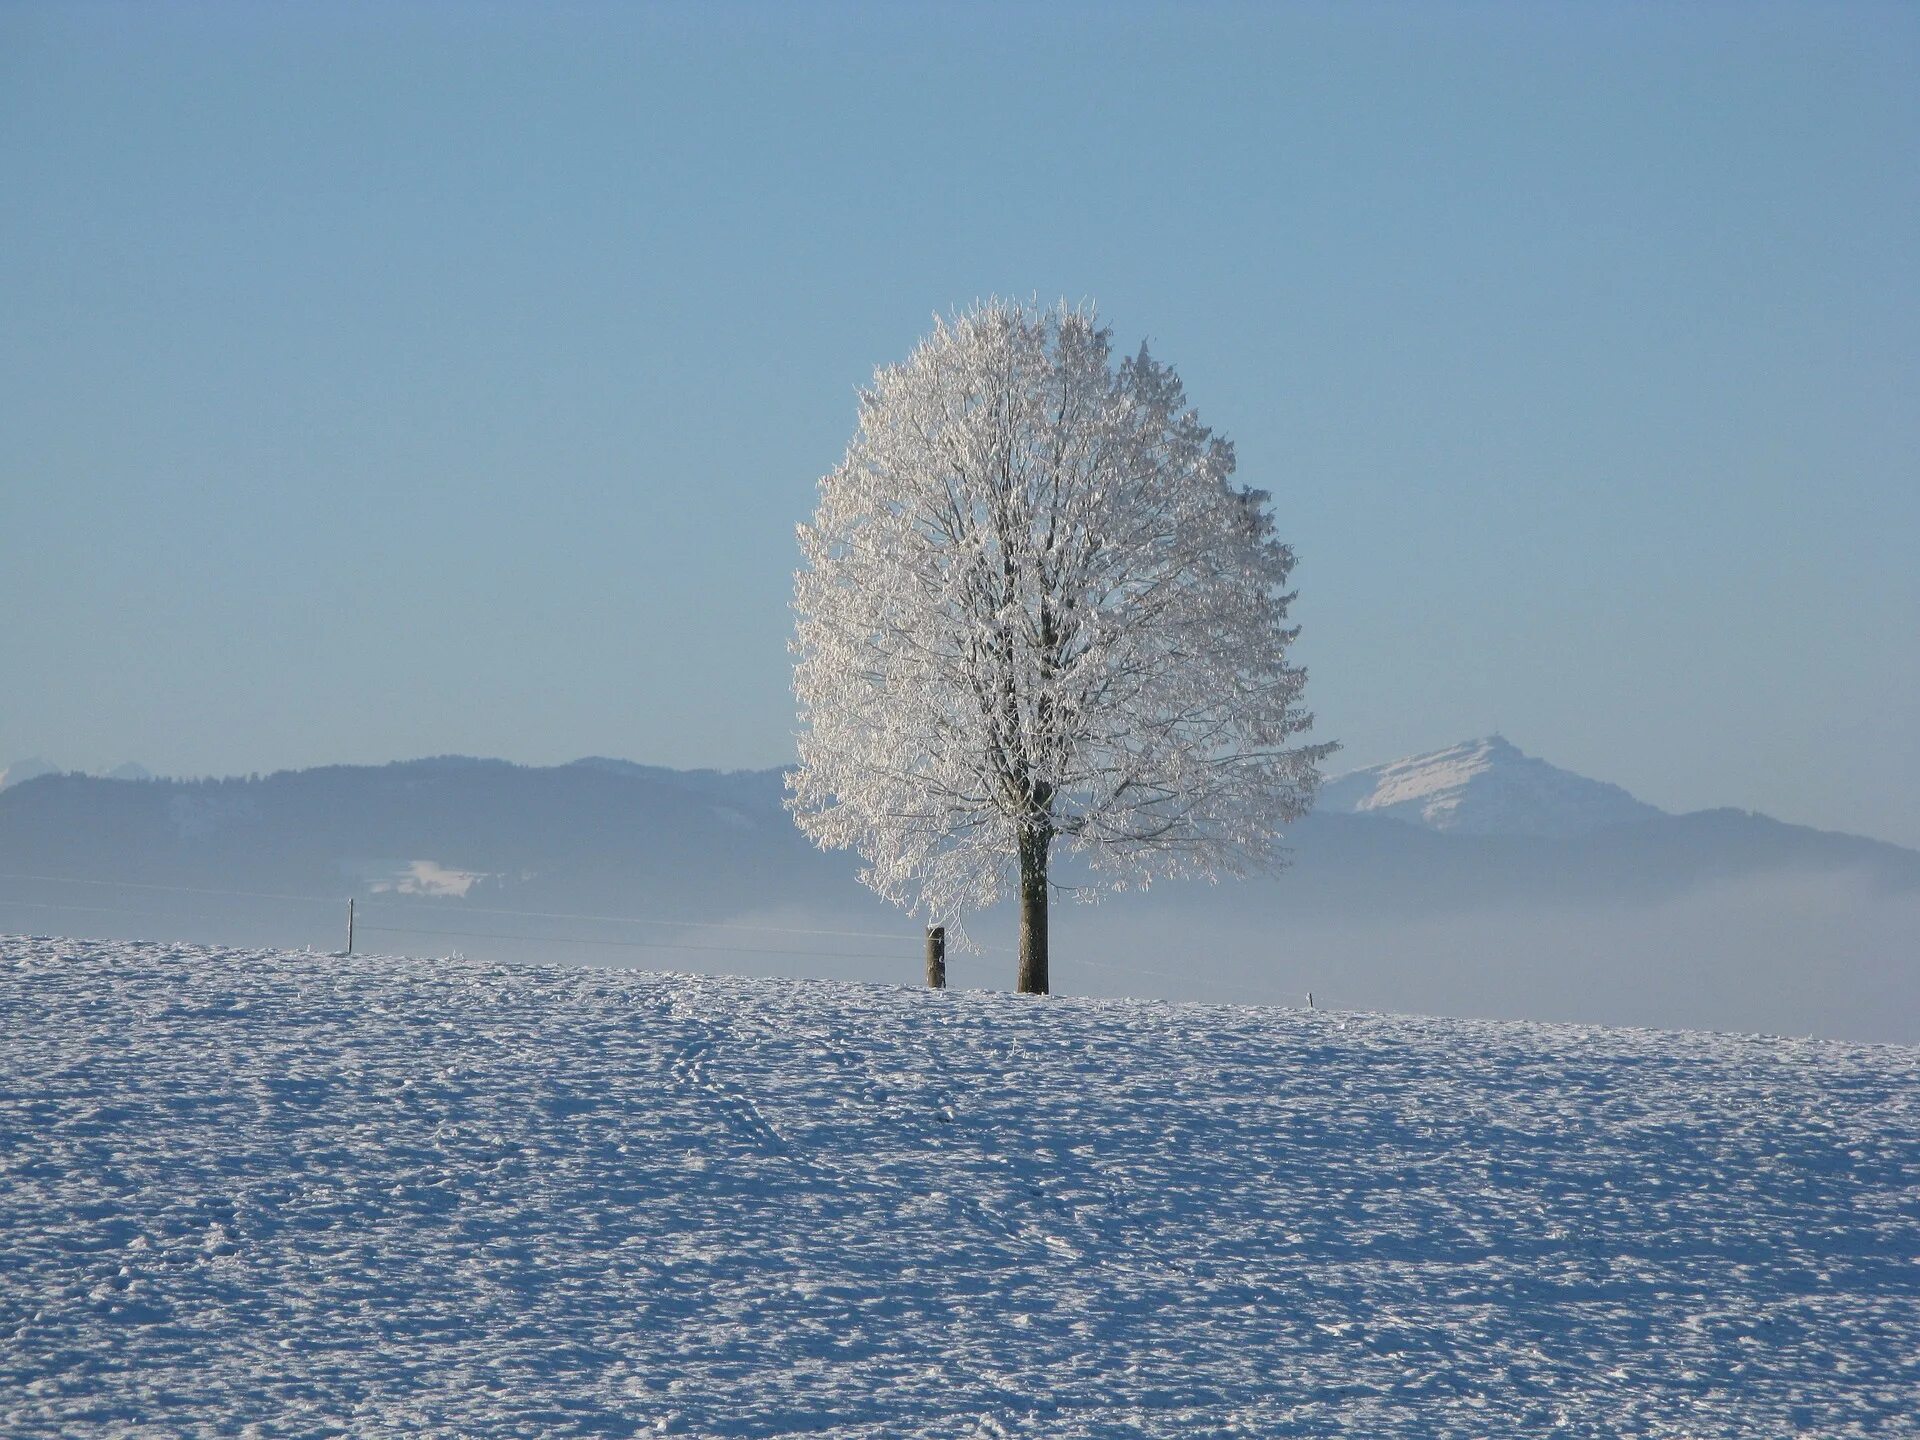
[1316,735,1664,838]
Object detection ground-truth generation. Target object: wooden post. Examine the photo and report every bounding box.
[347,897,356,956]
[925,925,946,989]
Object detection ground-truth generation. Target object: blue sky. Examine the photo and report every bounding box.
[3,1,1916,846]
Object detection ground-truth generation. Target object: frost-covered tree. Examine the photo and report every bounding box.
[789,300,1334,994]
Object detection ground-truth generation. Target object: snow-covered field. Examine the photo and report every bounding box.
[4,936,1917,1438]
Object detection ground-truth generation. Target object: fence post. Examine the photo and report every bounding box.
[347,897,355,956]
[925,925,946,989]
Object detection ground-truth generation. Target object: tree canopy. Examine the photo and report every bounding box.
[789,300,1333,992]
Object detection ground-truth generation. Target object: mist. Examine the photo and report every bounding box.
[705,868,1920,1046]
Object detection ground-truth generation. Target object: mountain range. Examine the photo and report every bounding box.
[2,740,1914,1041]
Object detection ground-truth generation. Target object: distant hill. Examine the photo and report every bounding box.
[2,743,1915,1040]
[3,757,150,789]
[0,757,58,792]
[0,755,845,918]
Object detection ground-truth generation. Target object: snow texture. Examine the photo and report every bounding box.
[4,935,1917,1438]
[1317,736,1664,839]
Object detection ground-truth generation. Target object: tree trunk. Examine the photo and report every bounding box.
[1017,827,1050,995]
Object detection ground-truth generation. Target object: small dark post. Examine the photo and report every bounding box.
[925,925,946,989]
[347,897,356,956]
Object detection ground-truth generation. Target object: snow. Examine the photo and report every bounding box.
[1317,736,1665,838]
[4,934,1917,1437]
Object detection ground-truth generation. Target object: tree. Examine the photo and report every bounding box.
[788,300,1334,994]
